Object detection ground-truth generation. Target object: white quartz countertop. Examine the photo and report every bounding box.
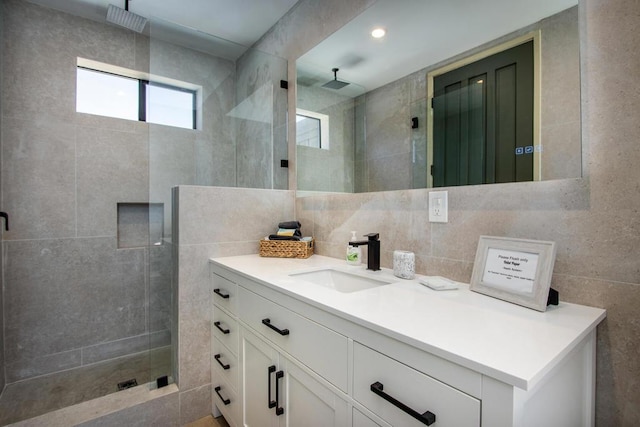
[210,254,606,391]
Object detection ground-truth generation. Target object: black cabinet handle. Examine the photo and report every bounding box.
[262,318,289,336]
[214,386,231,405]
[370,381,436,426]
[214,354,230,370]
[214,321,230,334]
[268,365,277,409]
[214,288,230,299]
[275,370,284,416]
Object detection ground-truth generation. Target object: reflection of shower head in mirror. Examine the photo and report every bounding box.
[322,68,350,90]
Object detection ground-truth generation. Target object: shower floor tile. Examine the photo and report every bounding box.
[0,347,171,426]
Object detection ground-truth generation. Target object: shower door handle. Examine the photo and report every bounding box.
[0,212,8,231]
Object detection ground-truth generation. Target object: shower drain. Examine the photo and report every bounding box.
[117,378,138,391]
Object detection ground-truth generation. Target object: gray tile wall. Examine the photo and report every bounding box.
[276,0,640,424]
[1,1,290,423]
[4,238,146,381]
[0,0,172,386]
[0,0,245,390]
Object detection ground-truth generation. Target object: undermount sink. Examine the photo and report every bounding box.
[289,268,392,293]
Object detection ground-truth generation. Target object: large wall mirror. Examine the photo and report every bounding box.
[296,0,580,193]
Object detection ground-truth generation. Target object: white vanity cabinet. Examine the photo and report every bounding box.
[210,255,606,427]
[211,264,350,427]
[241,327,349,427]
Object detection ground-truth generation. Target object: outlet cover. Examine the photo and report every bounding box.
[428,191,448,223]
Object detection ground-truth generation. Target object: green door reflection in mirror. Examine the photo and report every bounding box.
[433,40,534,187]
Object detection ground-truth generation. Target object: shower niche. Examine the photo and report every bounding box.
[117,203,165,249]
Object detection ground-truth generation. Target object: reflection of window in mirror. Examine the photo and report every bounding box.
[296,109,329,149]
[430,36,538,188]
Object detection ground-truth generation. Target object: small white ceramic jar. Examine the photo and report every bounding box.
[393,250,415,279]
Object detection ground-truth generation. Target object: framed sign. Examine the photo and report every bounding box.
[470,236,557,311]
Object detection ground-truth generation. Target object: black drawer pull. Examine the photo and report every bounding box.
[214,321,230,334]
[275,370,284,416]
[370,381,436,426]
[214,288,230,299]
[262,318,289,336]
[214,354,230,370]
[214,386,231,405]
[268,365,277,409]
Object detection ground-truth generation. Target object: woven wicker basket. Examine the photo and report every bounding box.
[259,239,314,259]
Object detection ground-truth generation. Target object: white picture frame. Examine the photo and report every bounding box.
[470,236,557,311]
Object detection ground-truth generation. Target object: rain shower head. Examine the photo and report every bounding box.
[322,68,350,90]
[107,0,148,33]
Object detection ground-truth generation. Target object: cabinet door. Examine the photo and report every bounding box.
[353,408,391,427]
[241,328,279,427]
[280,358,348,427]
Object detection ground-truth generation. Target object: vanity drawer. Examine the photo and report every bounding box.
[212,307,239,356]
[212,376,240,427]
[353,342,480,427]
[238,286,348,392]
[211,271,239,314]
[212,337,239,392]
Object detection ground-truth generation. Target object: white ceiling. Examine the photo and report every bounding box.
[25,0,300,59]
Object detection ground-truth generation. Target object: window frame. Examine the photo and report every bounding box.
[296,108,330,150]
[139,79,197,130]
[76,63,198,130]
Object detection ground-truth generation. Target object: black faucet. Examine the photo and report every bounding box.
[350,233,380,271]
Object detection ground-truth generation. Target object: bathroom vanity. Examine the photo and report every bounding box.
[209,255,605,427]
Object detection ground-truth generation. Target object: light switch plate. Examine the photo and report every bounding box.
[428,191,448,223]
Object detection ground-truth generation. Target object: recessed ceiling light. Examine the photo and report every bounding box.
[371,27,386,39]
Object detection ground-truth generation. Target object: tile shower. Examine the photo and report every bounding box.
[0,0,287,424]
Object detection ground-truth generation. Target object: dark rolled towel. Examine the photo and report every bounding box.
[268,235,301,241]
[278,221,301,230]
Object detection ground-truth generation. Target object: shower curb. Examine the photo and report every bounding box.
[7,383,179,426]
